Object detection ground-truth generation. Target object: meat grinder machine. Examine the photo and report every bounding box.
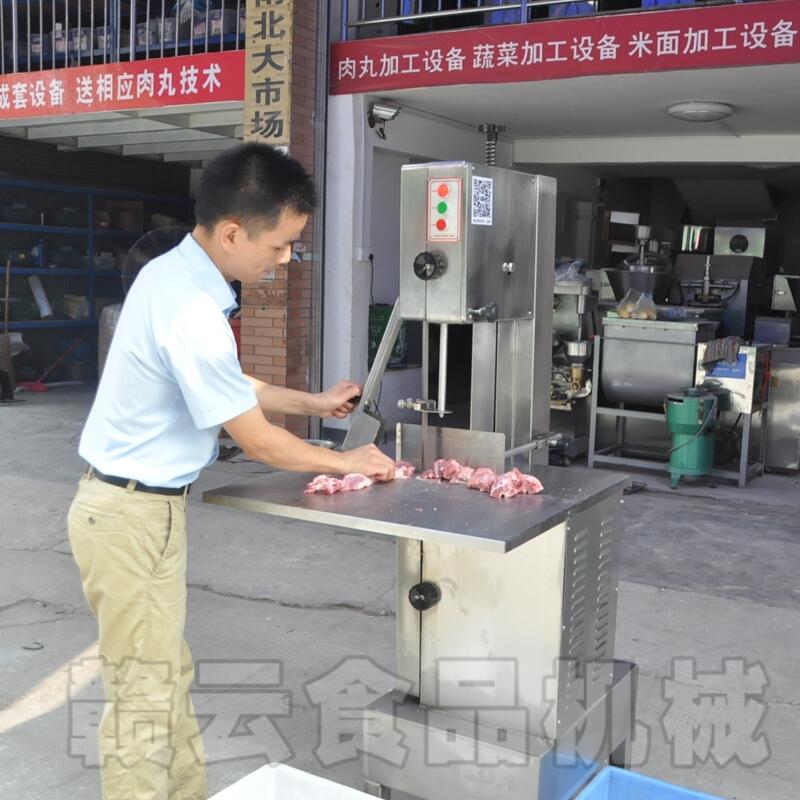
[202,163,637,800]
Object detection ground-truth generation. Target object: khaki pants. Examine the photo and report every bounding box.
[68,472,207,800]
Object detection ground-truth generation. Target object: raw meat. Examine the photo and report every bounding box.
[435,459,462,480]
[489,468,544,500]
[490,471,521,500]
[518,472,544,495]
[393,461,416,480]
[305,461,415,495]
[450,464,475,485]
[304,457,542,501]
[420,458,465,482]
[304,475,343,495]
[467,467,497,493]
[342,473,374,491]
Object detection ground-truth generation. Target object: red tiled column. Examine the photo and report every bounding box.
[241,0,319,438]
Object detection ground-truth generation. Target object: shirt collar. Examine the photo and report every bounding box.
[177,233,238,317]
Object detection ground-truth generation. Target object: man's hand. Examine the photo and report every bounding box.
[341,444,395,480]
[315,379,363,419]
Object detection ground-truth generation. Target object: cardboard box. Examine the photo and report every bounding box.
[104,201,145,233]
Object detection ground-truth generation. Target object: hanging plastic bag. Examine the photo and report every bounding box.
[616,288,657,320]
[554,258,586,285]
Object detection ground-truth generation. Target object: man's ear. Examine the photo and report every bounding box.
[218,220,243,251]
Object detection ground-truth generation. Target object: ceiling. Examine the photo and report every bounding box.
[371,63,800,140]
[0,101,244,165]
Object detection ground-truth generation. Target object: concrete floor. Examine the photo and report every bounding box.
[1,385,798,800]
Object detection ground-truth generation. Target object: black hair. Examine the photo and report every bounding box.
[195,143,317,234]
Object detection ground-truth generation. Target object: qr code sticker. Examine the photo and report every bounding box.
[471,176,493,226]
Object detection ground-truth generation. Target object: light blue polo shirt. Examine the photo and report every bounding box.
[79,234,258,487]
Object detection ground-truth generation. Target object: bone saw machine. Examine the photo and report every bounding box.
[203,162,637,800]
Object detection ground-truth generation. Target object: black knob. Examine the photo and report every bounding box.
[729,234,749,254]
[413,252,445,281]
[408,581,441,611]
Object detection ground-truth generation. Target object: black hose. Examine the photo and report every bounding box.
[667,397,718,457]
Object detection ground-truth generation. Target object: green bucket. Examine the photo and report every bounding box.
[665,387,718,489]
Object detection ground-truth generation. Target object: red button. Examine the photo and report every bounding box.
[436,219,447,231]
[436,183,449,198]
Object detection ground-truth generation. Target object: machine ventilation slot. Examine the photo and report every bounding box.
[590,515,617,664]
[563,524,591,707]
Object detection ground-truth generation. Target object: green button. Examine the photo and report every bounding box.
[437,201,448,214]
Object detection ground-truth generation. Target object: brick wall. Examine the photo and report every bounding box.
[240,0,319,439]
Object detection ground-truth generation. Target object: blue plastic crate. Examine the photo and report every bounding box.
[549,1,597,18]
[574,767,726,800]
[641,0,695,6]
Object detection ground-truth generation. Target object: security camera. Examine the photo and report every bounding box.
[368,102,401,140]
[369,102,401,122]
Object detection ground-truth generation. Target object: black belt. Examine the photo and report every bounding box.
[90,468,190,496]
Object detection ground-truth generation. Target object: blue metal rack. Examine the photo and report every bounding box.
[9,318,98,329]
[8,266,121,276]
[0,176,191,331]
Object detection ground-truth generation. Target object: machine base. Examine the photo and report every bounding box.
[363,662,637,800]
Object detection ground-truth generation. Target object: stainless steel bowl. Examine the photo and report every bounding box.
[605,268,673,303]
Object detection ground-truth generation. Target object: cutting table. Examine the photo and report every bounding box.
[203,466,635,800]
[203,465,626,553]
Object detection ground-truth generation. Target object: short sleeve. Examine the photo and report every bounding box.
[159,296,257,430]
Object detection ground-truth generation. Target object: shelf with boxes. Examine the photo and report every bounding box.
[0,177,191,383]
[3,0,245,74]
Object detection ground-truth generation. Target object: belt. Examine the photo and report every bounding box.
[88,467,191,497]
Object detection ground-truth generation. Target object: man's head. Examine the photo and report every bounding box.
[193,143,317,282]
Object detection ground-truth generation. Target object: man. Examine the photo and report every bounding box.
[68,143,394,800]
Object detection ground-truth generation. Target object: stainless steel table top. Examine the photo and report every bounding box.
[202,466,630,553]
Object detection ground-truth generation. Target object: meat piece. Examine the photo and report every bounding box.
[306,462,415,496]
[518,472,544,495]
[467,467,497,493]
[433,458,463,481]
[489,468,544,499]
[304,475,343,495]
[490,470,522,500]
[420,459,461,480]
[421,459,469,482]
[449,464,475,485]
[341,473,374,492]
[393,461,416,479]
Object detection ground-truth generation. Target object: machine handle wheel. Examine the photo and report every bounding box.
[408,581,441,611]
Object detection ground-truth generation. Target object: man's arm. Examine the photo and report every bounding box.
[245,375,361,418]
[223,405,394,478]
[244,375,322,416]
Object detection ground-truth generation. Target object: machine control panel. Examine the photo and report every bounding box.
[695,344,770,414]
[427,178,461,243]
[400,162,557,323]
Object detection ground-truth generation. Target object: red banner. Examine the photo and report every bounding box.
[330,0,800,94]
[0,50,245,119]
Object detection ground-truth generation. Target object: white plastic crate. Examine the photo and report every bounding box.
[209,764,374,800]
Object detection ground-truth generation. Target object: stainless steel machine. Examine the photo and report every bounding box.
[551,279,598,461]
[694,344,771,487]
[766,276,800,471]
[344,162,558,468]
[203,163,637,800]
[765,347,800,471]
[672,225,780,339]
[587,315,719,474]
